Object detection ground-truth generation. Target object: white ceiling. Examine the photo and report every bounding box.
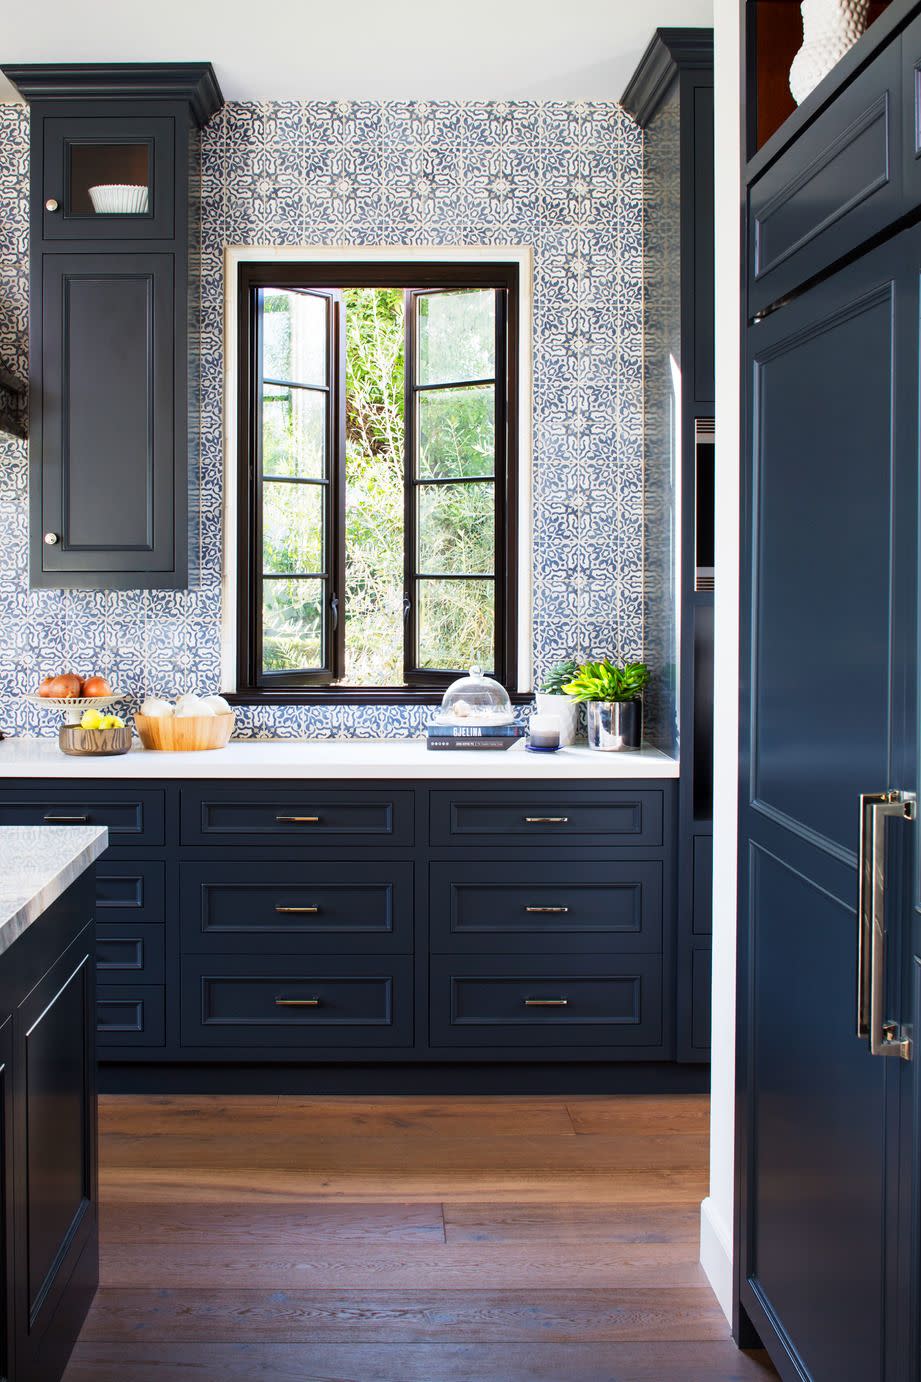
[0,0,712,105]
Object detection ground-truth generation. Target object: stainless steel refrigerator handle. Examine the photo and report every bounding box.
[857,791,915,1060]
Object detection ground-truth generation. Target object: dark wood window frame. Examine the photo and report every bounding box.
[233,261,521,706]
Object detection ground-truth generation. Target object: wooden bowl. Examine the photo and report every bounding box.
[134,712,235,752]
[58,725,132,757]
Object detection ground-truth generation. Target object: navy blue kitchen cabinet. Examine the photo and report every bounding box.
[0,64,223,589]
[622,28,714,1062]
[0,869,99,1382]
[1,778,684,1077]
[738,3,921,1376]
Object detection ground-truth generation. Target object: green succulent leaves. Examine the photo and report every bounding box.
[538,659,579,694]
[562,659,650,704]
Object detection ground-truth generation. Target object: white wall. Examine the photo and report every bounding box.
[700,0,741,1324]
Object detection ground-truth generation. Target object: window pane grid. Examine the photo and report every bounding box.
[263,378,330,393]
[414,377,496,393]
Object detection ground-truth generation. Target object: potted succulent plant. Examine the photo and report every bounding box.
[563,660,650,751]
[534,659,580,746]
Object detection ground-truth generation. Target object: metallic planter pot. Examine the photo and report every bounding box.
[585,699,642,751]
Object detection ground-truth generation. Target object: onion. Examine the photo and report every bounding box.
[201,694,231,714]
[139,697,174,718]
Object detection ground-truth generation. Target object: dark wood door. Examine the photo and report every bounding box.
[13,932,97,1382]
[37,252,176,584]
[738,230,918,1380]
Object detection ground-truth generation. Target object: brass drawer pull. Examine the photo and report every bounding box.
[275,816,320,824]
[524,997,568,1007]
[525,906,569,914]
[43,814,89,824]
[275,905,319,914]
[524,816,569,824]
[275,997,320,1007]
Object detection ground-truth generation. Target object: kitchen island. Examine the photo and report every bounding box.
[0,825,105,1382]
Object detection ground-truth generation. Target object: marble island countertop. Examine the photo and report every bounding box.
[0,737,679,779]
[0,826,108,960]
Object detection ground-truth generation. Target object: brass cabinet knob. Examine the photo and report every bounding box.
[44,198,60,212]
[43,532,59,545]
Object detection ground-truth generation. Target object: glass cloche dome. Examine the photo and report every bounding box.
[433,666,515,726]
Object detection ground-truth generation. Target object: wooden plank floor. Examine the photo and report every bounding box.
[64,1093,777,1382]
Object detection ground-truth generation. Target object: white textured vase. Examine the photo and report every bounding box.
[789,0,870,105]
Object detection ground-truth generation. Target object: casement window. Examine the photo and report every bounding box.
[235,263,519,702]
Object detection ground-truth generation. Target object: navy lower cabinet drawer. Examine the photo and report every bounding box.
[180,788,414,846]
[429,861,663,953]
[0,789,165,846]
[97,924,165,983]
[97,984,165,1047]
[429,788,663,847]
[749,39,901,314]
[430,956,663,1048]
[179,861,413,954]
[181,955,413,1047]
[95,859,166,926]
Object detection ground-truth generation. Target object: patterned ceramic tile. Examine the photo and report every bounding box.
[0,99,664,740]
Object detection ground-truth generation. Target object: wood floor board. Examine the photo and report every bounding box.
[100,1201,447,1245]
[566,1094,710,1136]
[443,1201,700,1244]
[101,1097,577,1139]
[99,1241,704,1290]
[63,1340,779,1382]
[98,1165,709,1205]
[79,1285,731,1343]
[98,1130,710,1174]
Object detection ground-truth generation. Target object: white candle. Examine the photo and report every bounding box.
[529,713,561,749]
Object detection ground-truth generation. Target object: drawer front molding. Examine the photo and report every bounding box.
[180,788,414,846]
[180,955,413,1048]
[96,924,165,984]
[96,985,165,1047]
[180,861,413,954]
[429,860,663,953]
[430,788,664,847]
[0,791,165,846]
[430,956,663,1048]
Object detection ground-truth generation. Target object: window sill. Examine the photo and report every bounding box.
[224,689,534,708]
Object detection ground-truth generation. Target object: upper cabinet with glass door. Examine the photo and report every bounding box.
[41,115,175,240]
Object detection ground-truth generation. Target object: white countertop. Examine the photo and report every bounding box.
[0,737,679,780]
[0,826,108,960]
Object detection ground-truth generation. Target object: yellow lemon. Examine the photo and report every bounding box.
[80,709,103,730]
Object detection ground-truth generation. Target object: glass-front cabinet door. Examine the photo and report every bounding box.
[41,115,174,239]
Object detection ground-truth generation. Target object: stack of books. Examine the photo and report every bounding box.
[425,721,526,751]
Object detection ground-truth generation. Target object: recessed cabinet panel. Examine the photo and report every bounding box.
[96,925,165,984]
[96,985,165,1047]
[181,955,413,1048]
[40,254,176,578]
[429,860,663,954]
[0,791,164,846]
[180,789,414,846]
[42,115,174,240]
[430,955,663,1048]
[21,957,92,1322]
[180,861,413,954]
[750,262,894,855]
[749,41,901,313]
[429,789,664,847]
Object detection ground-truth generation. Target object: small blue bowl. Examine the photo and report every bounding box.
[526,740,561,753]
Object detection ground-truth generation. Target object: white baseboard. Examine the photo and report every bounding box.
[700,1196,733,1323]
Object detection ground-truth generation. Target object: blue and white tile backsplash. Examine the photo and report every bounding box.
[0,99,650,740]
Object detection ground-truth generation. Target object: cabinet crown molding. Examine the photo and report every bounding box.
[1,62,224,127]
[621,27,713,128]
